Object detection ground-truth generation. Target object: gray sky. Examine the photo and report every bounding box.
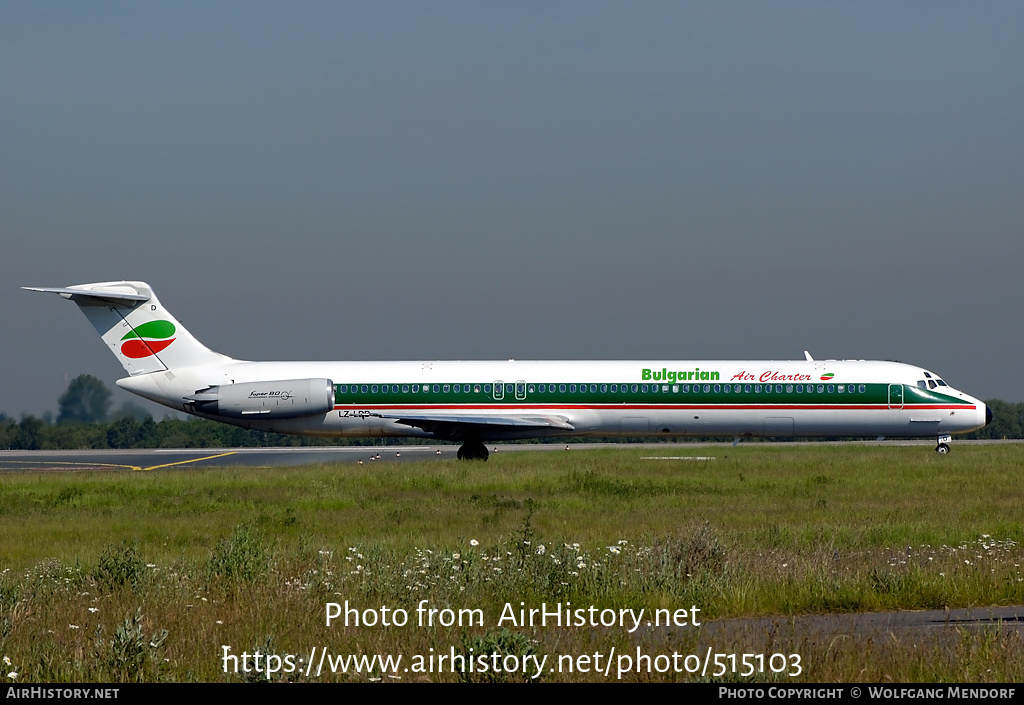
[3,2,1022,418]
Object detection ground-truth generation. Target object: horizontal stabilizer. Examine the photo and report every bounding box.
[25,280,233,375]
[22,285,149,304]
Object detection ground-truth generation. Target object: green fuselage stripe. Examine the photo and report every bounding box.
[333,382,970,409]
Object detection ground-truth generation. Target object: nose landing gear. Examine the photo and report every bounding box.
[936,434,952,454]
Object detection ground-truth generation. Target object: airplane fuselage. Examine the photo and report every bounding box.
[117,357,989,442]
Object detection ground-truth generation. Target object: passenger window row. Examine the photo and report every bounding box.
[336,382,871,395]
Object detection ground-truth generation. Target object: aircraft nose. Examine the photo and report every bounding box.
[986,405,993,427]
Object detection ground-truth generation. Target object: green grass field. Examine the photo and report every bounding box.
[1,443,1023,682]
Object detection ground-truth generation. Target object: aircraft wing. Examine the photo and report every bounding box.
[375,411,575,440]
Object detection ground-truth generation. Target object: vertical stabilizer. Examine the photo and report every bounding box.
[24,281,234,375]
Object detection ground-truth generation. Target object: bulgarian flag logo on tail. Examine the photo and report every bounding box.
[120,320,176,359]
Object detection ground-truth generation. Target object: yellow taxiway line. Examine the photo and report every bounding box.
[0,452,238,472]
[136,452,238,471]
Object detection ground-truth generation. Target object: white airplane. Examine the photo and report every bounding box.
[27,281,991,459]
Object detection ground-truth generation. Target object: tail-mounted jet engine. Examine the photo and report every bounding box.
[187,378,334,419]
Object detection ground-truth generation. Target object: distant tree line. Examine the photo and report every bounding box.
[0,413,383,450]
[1,374,381,450]
[0,375,1020,450]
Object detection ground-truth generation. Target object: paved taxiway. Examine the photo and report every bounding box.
[695,605,1024,644]
[1,439,1017,473]
[0,445,458,472]
[0,444,614,472]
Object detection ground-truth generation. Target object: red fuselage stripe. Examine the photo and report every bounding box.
[333,404,975,412]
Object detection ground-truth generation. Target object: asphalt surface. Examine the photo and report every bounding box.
[695,605,1024,645]
[1,439,1016,473]
[0,444,589,472]
[0,445,445,472]
[0,442,735,472]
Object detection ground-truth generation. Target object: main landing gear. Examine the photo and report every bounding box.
[457,439,489,461]
[935,434,952,454]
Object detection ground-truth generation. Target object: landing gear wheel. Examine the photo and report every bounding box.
[457,440,489,461]
[936,443,950,454]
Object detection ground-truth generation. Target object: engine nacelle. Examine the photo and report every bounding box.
[188,378,334,420]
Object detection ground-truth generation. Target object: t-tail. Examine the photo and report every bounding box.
[23,281,233,374]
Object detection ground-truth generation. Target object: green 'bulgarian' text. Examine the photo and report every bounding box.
[642,368,719,383]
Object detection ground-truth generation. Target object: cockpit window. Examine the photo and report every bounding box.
[928,380,936,389]
[917,380,927,388]
[937,379,947,386]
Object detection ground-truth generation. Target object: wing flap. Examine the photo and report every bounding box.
[382,412,574,430]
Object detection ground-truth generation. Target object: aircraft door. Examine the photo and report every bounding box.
[888,384,904,409]
[515,380,527,401]
[493,381,504,401]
